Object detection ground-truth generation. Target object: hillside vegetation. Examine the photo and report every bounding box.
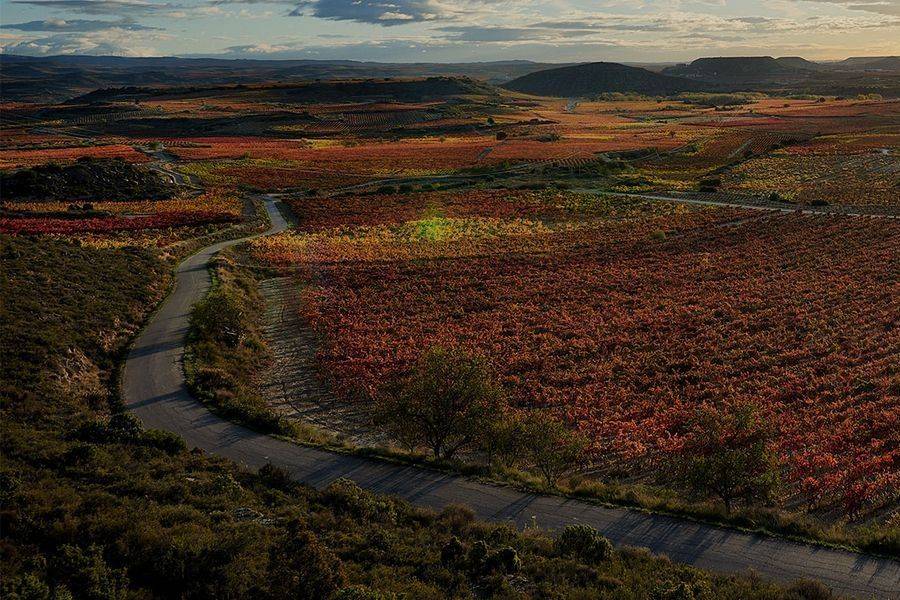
[1,157,173,202]
[0,233,836,599]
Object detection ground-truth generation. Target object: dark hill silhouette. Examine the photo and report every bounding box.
[834,56,900,71]
[502,62,707,97]
[71,76,496,104]
[663,56,806,80]
[775,56,825,71]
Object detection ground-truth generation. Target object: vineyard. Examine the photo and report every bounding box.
[0,188,246,247]
[251,198,899,518]
[724,153,900,205]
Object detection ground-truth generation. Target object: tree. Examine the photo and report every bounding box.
[483,410,587,486]
[673,403,780,513]
[374,347,504,460]
[518,411,588,486]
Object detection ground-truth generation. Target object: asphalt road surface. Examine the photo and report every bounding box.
[122,196,900,599]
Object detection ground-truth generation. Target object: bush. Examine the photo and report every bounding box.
[190,289,246,347]
[786,580,834,600]
[494,411,588,486]
[467,540,490,569]
[77,413,143,444]
[333,587,398,600]
[441,536,465,566]
[484,547,521,574]
[51,545,129,600]
[258,463,295,491]
[142,429,186,455]
[106,413,143,442]
[268,527,346,599]
[556,525,613,563]
[324,478,397,523]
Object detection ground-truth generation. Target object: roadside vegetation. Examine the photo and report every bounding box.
[0,232,832,600]
[185,255,329,444]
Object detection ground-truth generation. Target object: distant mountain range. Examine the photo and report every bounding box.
[662,56,900,81]
[0,55,562,102]
[1,54,898,103]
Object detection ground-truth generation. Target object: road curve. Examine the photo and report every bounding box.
[122,196,900,599]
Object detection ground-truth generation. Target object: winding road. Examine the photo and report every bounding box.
[122,196,900,599]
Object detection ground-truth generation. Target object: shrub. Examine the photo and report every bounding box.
[102,413,142,443]
[258,463,295,491]
[438,504,475,532]
[785,580,834,600]
[268,527,346,599]
[142,429,186,455]
[482,410,587,485]
[441,536,465,566]
[324,478,397,523]
[51,545,129,600]
[333,586,398,600]
[190,289,246,347]
[556,525,614,563]
[466,540,489,570]
[484,547,521,574]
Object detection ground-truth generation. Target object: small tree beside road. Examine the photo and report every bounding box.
[673,403,780,513]
[374,347,504,460]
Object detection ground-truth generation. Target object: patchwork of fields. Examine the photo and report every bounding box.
[2,83,898,551]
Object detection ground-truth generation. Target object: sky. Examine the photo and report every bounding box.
[1,0,898,62]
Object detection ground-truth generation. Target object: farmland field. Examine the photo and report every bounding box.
[2,70,899,597]
[250,190,899,519]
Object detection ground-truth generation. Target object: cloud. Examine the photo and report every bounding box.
[1,27,170,54]
[288,0,445,25]
[528,18,677,33]
[787,0,900,15]
[437,26,537,41]
[0,18,161,31]
[11,0,181,16]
